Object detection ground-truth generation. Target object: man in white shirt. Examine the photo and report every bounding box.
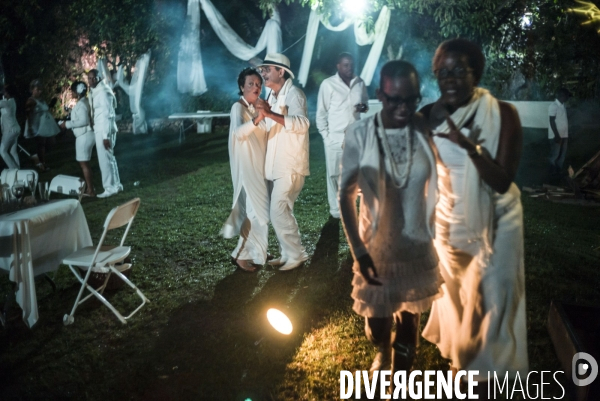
[316,53,369,218]
[548,87,570,174]
[256,53,310,271]
[87,69,123,198]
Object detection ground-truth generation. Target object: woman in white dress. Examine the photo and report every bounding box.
[0,84,21,169]
[25,79,60,172]
[220,68,269,272]
[420,39,528,393]
[339,61,443,376]
[60,81,96,196]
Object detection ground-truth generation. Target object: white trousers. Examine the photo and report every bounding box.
[0,129,20,169]
[95,130,122,193]
[231,187,269,264]
[323,141,343,218]
[268,174,308,263]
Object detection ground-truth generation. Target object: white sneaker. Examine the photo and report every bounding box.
[267,258,285,266]
[97,191,116,199]
[278,259,305,271]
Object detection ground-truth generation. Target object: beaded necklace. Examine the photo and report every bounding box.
[376,112,413,189]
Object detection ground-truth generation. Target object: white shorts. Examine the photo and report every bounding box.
[76,131,95,162]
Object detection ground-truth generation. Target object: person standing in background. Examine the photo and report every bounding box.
[60,81,96,197]
[0,84,21,169]
[316,53,368,218]
[25,79,60,172]
[548,87,570,175]
[87,69,122,198]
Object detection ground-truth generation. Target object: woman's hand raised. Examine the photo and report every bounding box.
[435,116,479,155]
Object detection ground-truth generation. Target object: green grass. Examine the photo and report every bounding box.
[0,125,598,400]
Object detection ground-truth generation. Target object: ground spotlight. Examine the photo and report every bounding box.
[266,308,293,335]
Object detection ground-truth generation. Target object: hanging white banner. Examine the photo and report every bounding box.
[178,0,282,95]
[298,6,391,87]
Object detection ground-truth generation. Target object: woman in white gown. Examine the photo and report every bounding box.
[0,84,21,169]
[420,39,528,392]
[60,81,96,196]
[339,61,443,376]
[221,68,269,272]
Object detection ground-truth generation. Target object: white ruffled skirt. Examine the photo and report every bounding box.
[352,242,444,317]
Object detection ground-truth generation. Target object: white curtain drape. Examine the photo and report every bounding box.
[96,58,116,89]
[177,0,208,95]
[116,51,151,134]
[297,6,391,87]
[178,0,282,95]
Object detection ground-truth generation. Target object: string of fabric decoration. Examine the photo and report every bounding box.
[116,51,151,135]
[297,6,391,87]
[178,0,282,95]
[96,52,151,135]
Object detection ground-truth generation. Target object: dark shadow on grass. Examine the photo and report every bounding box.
[128,226,352,401]
[309,216,340,272]
[124,269,288,400]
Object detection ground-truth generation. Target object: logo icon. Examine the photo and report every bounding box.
[572,352,598,387]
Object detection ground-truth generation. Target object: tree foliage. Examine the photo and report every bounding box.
[258,0,600,100]
[0,0,175,112]
[3,0,600,109]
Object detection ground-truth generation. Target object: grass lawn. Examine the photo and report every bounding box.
[0,123,599,400]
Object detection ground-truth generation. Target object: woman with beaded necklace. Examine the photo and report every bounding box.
[220,68,269,272]
[339,60,443,378]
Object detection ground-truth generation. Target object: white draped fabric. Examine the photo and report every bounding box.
[0,199,92,328]
[97,58,116,89]
[178,0,282,95]
[116,51,151,134]
[178,0,208,95]
[298,6,391,87]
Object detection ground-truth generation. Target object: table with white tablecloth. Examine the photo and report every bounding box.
[168,111,230,143]
[0,199,92,327]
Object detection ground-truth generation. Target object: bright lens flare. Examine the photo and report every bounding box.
[521,12,532,29]
[568,0,600,33]
[266,308,293,335]
[342,0,367,18]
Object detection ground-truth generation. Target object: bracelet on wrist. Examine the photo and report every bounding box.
[468,144,483,158]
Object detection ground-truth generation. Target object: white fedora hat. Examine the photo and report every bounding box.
[258,53,295,79]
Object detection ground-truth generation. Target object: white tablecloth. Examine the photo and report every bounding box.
[0,199,92,327]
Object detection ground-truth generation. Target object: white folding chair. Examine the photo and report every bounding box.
[49,174,86,202]
[0,168,39,197]
[62,198,149,325]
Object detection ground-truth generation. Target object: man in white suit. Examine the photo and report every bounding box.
[316,53,368,218]
[87,69,123,198]
[256,54,309,271]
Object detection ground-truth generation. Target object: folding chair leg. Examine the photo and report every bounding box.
[64,265,126,325]
[109,266,150,320]
[64,265,95,325]
[64,264,149,325]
